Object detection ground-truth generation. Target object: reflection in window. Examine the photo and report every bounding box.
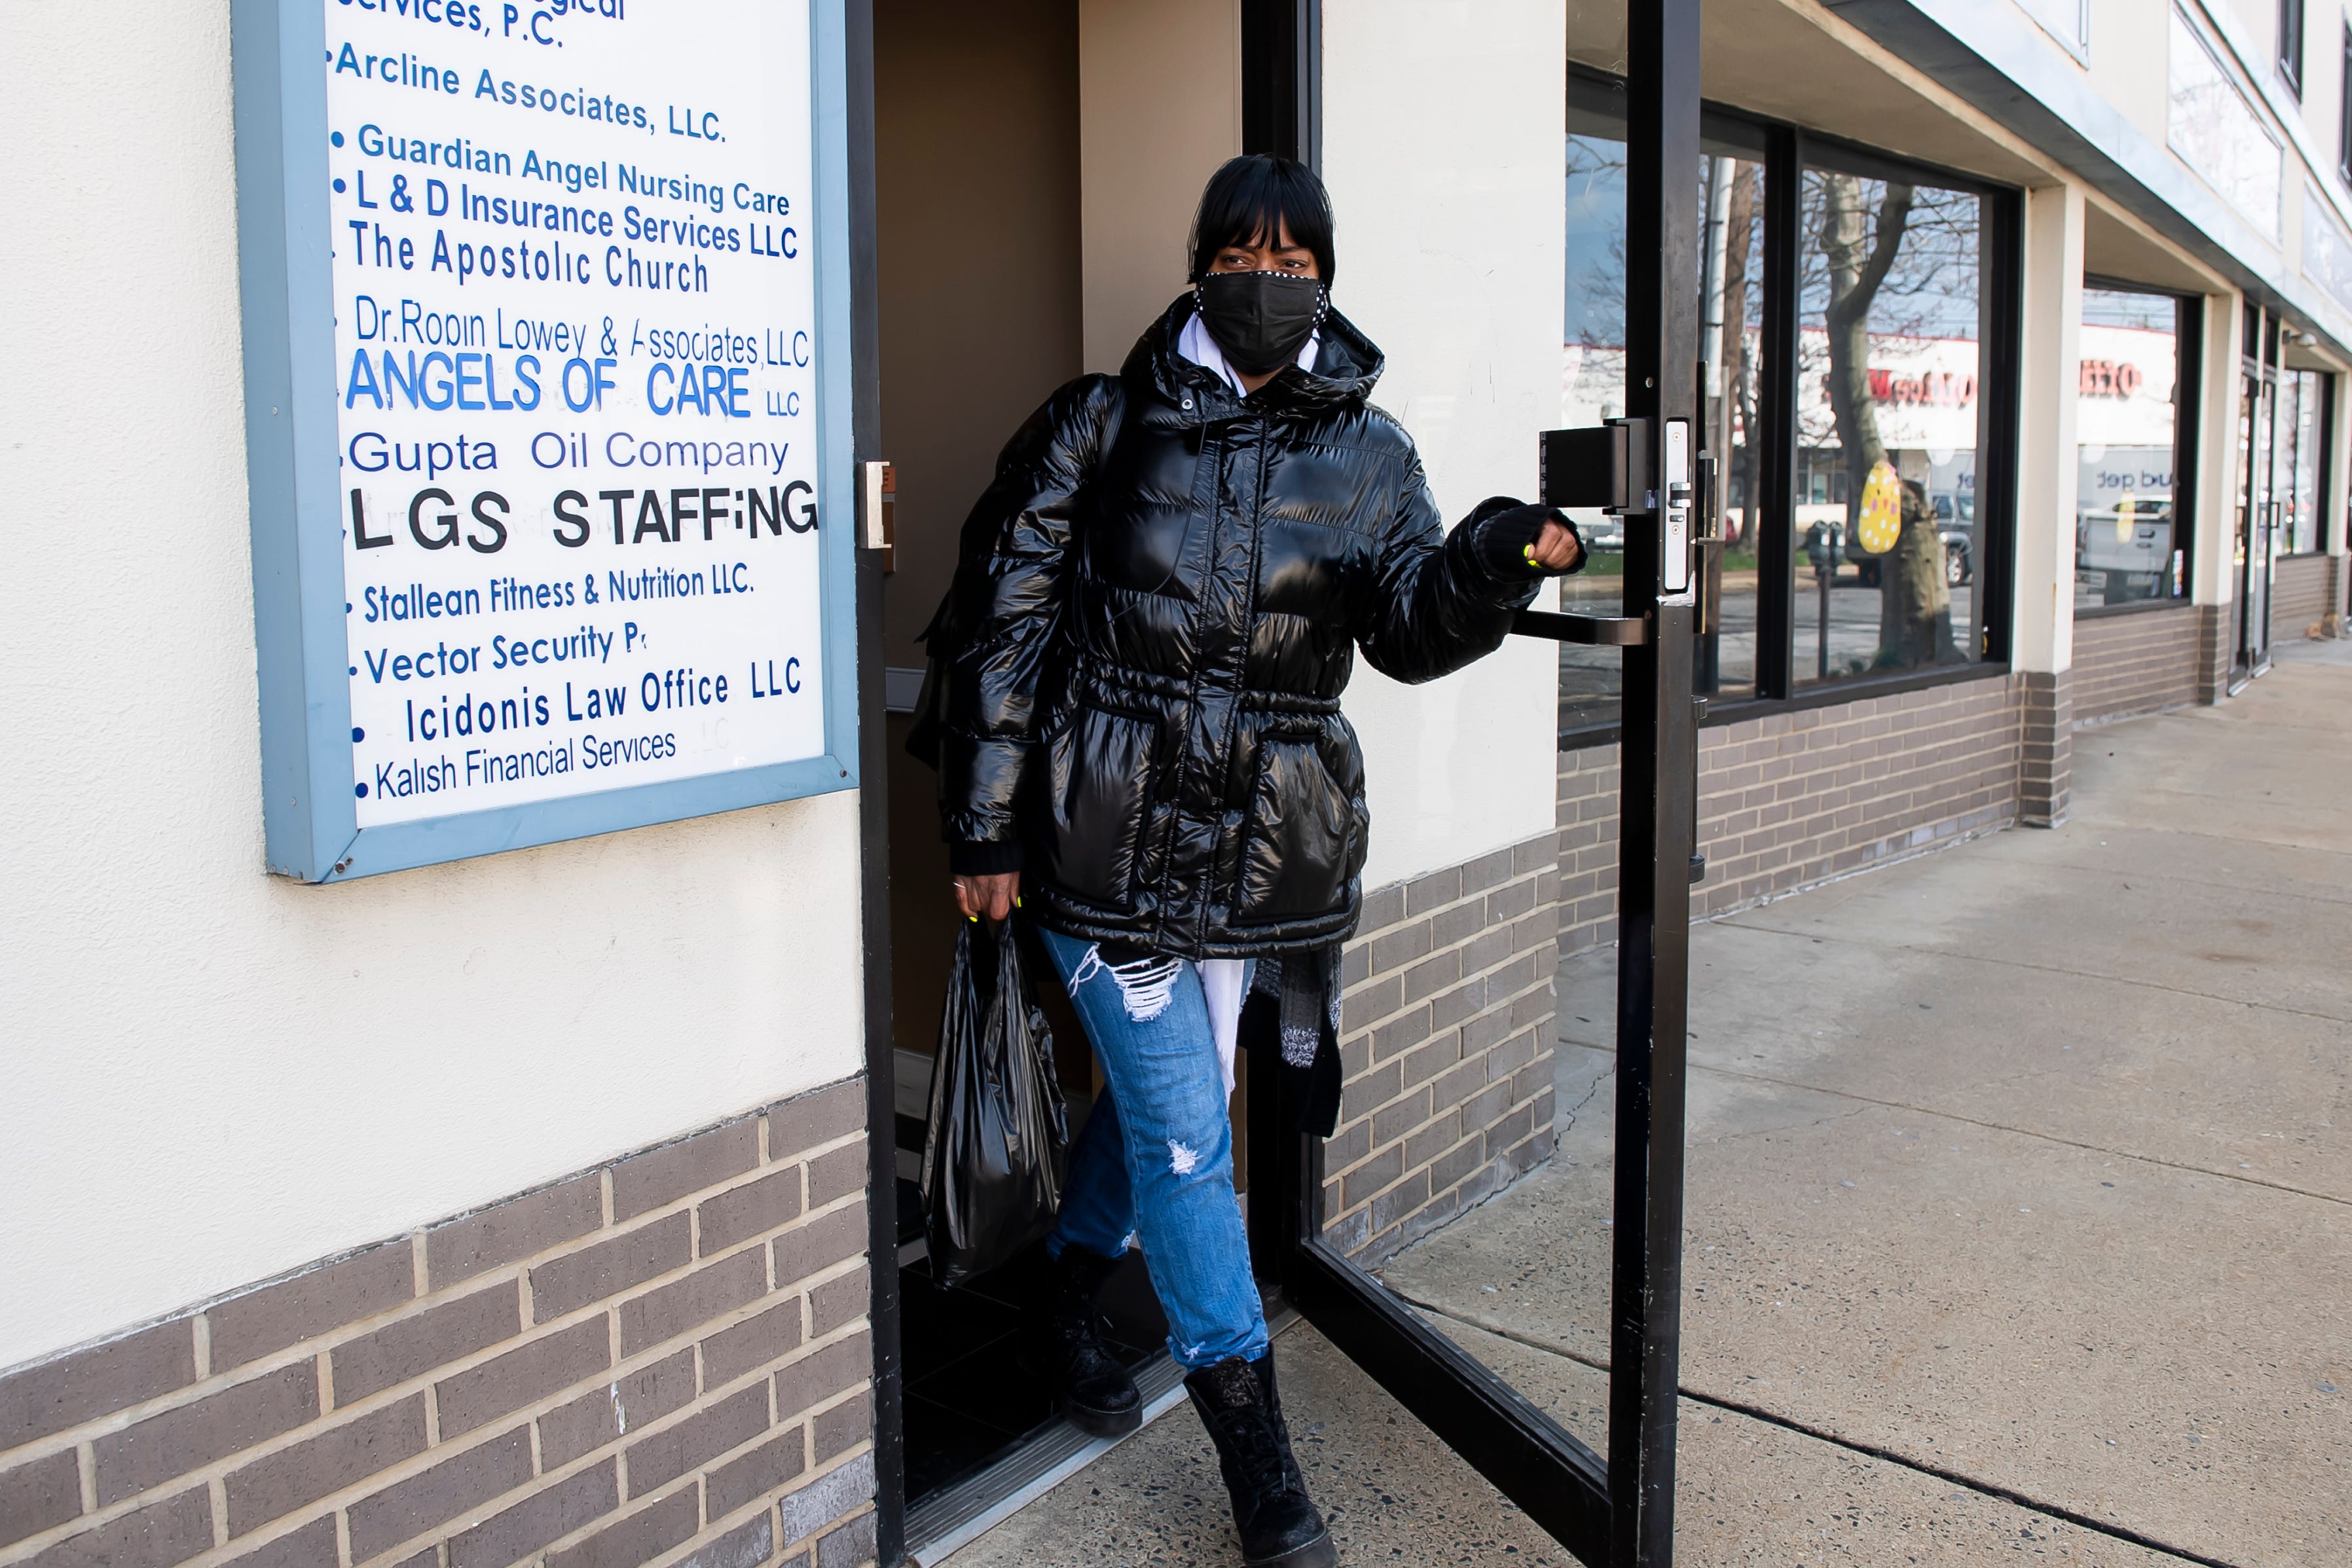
[2168,6,2282,239]
[2281,368,2324,554]
[1558,77,1766,731]
[1793,164,1982,686]
[2075,289,2182,609]
[1699,145,1766,703]
[1560,77,1627,734]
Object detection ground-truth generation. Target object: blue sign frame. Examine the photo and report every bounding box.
[230,0,859,883]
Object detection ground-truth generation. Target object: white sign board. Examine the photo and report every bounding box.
[325,0,823,825]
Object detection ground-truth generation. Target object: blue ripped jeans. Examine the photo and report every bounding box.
[1035,925,1268,1370]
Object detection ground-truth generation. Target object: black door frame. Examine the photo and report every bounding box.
[1241,3,1702,1565]
[852,1,1703,1561]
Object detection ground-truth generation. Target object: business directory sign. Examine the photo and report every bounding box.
[328,0,822,824]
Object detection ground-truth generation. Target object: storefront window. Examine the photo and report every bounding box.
[1792,158,1983,687]
[2075,289,2182,610]
[2280,368,2324,553]
[1560,75,1767,731]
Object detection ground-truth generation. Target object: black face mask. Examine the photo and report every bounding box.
[1195,271,1327,378]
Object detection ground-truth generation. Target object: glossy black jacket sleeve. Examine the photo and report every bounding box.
[1355,444,1546,684]
[936,374,1124,855]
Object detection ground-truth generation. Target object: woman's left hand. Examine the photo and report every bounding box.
[1528,519,1583,573]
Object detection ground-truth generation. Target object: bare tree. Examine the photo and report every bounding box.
[1816,172,1955,667]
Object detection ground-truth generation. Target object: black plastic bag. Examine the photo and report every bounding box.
[919,920,1070,1286]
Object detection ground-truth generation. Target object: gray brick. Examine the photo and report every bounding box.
[1403,866,1460,915]
[1340,1146,1402,1211]
[1368,919,1431,975]
[531,1212,691,1320]
[772,1205,867,1291]
[538,1350,697,1470]
[0,1319,196,1449]
[218,1516,339,1568]
[1484,1103,1536,1161]
[706,1425,807,1518]
[1430,1057,1484,1113]
[1338,1062,1399,1122]
[698,1167,805,1256]
[767,1078,868,1163]
[1369,1002,1431,1062]
[1370,1087,1431,1148]
[1428,898,1482,952]
[94,1359,318,1506]
[1358,884,1405,933]
[344,1424,533,1562]
[426,1175,604,1290]
[448,1457,618,1568]
[1401,949,1459,1005]
[1487,875,1537,922]
[1370,1170,1429,1234]
[1340,943,1370,988]
[332,1282,522,1404]
[1427,1135,1484,1197]
[223,1394,426,1538]
[703,1298,805,1390]
[807,1145,868,1210]
[436,1317,610,1440]
[1461,847,1515,894]
[1321,1117,1372,1173]
[678,1510,775,1568]
[208,1244,414,1373]
[614,1121,760,1222]
[1463,1078,1513,1133]
[778,1454,875,1548]
[773,1331,871,1423]
[812,1390,872,1464]
[624,1383,769,1496]
[0,1449,80,1550]
[818,1510,878,1568]
[546,1483,699,1568]
[619,1247,767,1358]
[1399,1032,1461,1091]
[810,1272,868,1340]
[1322,1206,1371,1258]
[20,1487,210,1568]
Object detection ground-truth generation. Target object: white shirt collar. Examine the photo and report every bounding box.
[1177,308,1320,396]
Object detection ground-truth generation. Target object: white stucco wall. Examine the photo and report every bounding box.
[0,5,865,1370]
[1321,0,1568,888]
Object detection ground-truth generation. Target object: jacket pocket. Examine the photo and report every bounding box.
[1233,732,1354,923]
[1039,703,1160,909]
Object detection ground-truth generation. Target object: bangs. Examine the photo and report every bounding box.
[1186,155,1336,284]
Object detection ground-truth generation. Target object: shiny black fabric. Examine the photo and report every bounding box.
[928,297,1543,959]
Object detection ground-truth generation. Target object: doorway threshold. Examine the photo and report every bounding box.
[904,1355,1190,1565]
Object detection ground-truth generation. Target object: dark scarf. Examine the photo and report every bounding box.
[1239,947,1344,1137]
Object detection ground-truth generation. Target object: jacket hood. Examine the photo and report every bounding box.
[1121,291,1386,424]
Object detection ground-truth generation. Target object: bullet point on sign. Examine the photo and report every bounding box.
[354,783,368,798]
[351,727,365,743]
[334,179,346,194]
[331,131,344,147]
[349,666,358,676]
[344,603,352,613]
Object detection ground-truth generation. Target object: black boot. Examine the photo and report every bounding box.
[1185,1355,1337,1568]
[1027,1245,1141,1438]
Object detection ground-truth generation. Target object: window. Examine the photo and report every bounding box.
[2170,6,2283,239]
[2340,24,2352,183]
[2281,0,2306,95]
[1558,69,2020,740]
[2019,0,2089,56]
[1793,156,1985,687]
[2076,288,2188,610]
[2280,368,2325,553]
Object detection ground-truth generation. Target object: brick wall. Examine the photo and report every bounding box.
[2196,603,2231,704]
[0,1083,879,1568]
[1558,674,2025,957]
[2271,553,2342,641]
[2073,606,2200,724]
[1317,833,1560,1264]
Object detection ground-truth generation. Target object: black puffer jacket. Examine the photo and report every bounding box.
[924,296,1545,958]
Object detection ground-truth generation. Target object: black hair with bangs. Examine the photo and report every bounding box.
[1186,155,1336,285]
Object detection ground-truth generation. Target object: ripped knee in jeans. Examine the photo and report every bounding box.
[1068,944,1183,1023]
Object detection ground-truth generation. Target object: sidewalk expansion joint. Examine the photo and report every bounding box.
[1383,1289,2248,1568]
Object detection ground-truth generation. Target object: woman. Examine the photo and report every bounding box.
[925,155,1581,1567]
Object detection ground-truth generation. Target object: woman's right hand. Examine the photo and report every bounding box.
[952,872,1020,922]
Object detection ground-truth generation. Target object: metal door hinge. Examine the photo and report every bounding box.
[858,460,896,570]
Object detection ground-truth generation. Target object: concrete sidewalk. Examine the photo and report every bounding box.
[946,653,2349,1567]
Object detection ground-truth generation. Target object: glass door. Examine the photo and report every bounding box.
[2237,361,2275,678]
